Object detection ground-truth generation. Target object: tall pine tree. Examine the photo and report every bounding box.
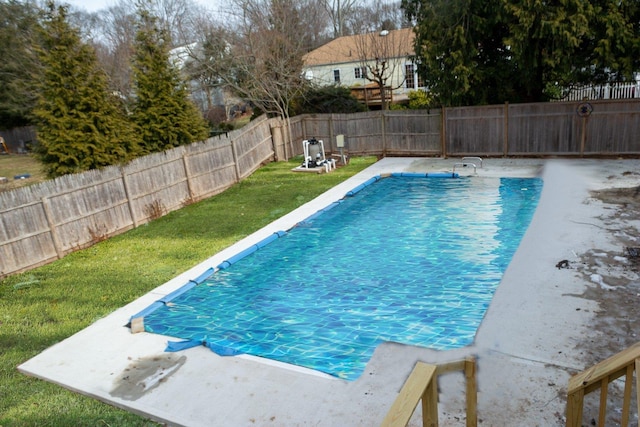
[33,2,141,178]
[131,8,209,154]
[0,0,41,129]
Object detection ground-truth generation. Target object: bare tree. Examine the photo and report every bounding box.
[182,23,234,119]
[352,27,412,110]
[346,0,409,34]
[94,3,137,98]
[322,0,362,37]
[142,0,208,46]
[205,0,310,157]
[297,0,333,50]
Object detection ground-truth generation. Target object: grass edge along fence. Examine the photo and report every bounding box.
[3,98,640,278]
[0,115,286,278]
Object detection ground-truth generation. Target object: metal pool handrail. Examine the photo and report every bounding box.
[462,157,483,168]
[453,162,477,174]
[381,357,477,427]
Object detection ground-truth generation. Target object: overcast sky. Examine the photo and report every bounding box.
[64,0,218,13]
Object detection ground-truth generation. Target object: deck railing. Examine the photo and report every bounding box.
[381,357,477,427]
[566,341,640,427]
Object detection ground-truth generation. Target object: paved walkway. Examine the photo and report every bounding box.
[19,157,640,426]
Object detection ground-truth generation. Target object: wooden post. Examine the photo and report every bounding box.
[120,167,138,228]
[181,152,195,202]
[597,380,608,426]
[566,389,584,427]
[441,106,447,158]
[580,115,587,157]
[41,197,63,259]
[230,138,241,182]
[380,362,437,427]
[329,114,335,153]
[620,364,634,426]
[381,110,388,157]
[423,376,439,427]
[503,102,509,157]
[465,357,478,427]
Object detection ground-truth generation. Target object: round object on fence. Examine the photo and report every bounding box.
[0,177,8,184]
[14,173,31,180]
[577,102,593,117]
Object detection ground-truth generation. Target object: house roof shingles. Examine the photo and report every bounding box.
[303,27,415,67]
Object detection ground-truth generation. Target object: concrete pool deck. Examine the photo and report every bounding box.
[18,157,640,426]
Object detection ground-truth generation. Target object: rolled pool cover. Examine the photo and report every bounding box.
[216,231,287,270]
[345,175,381,197]
[166,336,244,356]
[391,172,459,178]
[128,267,215,323]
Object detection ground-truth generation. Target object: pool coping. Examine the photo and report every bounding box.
[18,157,640,426]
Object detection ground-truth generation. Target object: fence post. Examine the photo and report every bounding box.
[503,102,509,157]
[120,167,138,228]
[41,197,63,259]
[381,111,387,156]
[580,115,587,157]
[329,114,335,153]
[230,138,241,182]
[271,118,288,161]
[441,106,447,158]
[181,152,195,202]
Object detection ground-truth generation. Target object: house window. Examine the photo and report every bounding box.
[405,64,425,89]
[405,64,415,89]
[354,67,366,79]
[334,69,340,83]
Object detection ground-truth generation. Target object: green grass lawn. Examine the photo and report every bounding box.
[0,156,377,426]
[0,154,47,192]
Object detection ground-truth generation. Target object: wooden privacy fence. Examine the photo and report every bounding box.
[3,99,640,277]
[0,116,283,278]
[289,99,640,157]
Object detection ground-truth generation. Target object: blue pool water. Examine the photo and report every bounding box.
[136,174,543,380]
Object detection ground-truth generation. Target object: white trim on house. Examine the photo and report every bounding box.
[302,28,426,105]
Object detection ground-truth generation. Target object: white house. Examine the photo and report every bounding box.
[302,27,424,108]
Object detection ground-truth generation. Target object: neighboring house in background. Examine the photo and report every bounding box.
[302,27,424,108]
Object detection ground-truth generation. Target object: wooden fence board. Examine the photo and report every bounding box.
[446,105,505,155]
[384,110,441,155]
[0,232,57,276]
[583,100,640,154]
[507,102,581,155]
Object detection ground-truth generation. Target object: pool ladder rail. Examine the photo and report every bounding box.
[453,157,483,175]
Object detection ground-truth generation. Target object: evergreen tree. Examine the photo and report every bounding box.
[33,2,141,178]
[293,86,366,114]
[131,8,209,154]
[0,0,42,129]
[402,0,640,105]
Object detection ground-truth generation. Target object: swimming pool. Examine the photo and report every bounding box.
[131,174,542,380]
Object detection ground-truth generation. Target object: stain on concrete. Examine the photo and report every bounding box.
[110,354,187,401]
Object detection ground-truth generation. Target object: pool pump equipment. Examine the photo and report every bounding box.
[301,137,335,172]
